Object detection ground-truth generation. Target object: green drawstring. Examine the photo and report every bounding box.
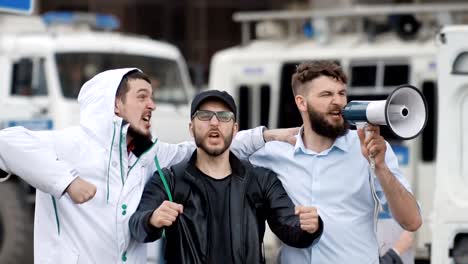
[154,154,173,238]
[154,154,172,202]
[51,196,60,235]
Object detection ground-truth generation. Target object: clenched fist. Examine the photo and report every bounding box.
[295,206,319,234]
[150,201,184,228]
[66,177,97,204]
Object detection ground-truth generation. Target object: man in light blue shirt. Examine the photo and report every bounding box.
[249,60,422,264]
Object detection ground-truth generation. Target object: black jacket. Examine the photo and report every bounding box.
[129,151,323,264]
[380,249,404,264]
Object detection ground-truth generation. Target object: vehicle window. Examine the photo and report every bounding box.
[350,65,377,87]
[55,53,187,104]
[11,58,47,96]
[383,64,410,86]
[453,52,468,74]
[259,84,270,127]
[237,85,251,130]
[421,81,437,162]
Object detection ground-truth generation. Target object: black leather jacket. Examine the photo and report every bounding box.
[129,151,323,264]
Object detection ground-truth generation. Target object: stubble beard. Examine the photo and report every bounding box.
[193,129,233,157]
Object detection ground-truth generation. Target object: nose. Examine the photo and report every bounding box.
[209,114,220,125]
[332,94,346,107]
[148,99,156,110]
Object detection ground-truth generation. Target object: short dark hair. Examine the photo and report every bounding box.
[291,60,347,96]
[116,70,151,102]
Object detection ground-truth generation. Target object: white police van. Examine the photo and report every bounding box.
[209,4,468,262]
[0,12,192,263]
[432,25,468,264]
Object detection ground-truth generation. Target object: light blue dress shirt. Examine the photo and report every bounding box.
[249,129,411,264]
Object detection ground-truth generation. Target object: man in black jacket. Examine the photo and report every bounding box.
[129,90,323,264]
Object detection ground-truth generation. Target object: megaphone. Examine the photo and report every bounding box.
[343,84,427,139]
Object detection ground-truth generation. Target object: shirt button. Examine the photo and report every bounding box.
[122,204,127,210]
[122,251,127,262]
[122,210,127,216]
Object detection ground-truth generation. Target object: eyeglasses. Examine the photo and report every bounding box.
[192,110,235,122]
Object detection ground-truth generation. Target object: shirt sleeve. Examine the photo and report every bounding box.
[153,140,196,168]
[230,126,265,159]
[0,127,77,198]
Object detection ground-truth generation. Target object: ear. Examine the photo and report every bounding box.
[295,95,308,113]
[189,122,194,138]
[232,122,239,137]
[114,97,123,116]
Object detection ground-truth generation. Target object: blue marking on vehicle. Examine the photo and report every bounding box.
[5,119,53,130]
[243,67,264,75]
[0,0,33,14]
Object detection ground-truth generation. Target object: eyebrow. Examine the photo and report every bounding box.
[136,88,151,94]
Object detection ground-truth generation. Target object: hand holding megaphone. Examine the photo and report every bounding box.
[357,124,387,169]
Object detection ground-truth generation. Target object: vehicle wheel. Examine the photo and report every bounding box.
[453,236,468,264]
[0,181,34,264]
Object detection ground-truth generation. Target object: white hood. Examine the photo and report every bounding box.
[77,68,140,147]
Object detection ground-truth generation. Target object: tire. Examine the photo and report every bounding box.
[0,180,34,264]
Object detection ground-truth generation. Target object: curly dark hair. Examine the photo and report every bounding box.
[291,60,347,96]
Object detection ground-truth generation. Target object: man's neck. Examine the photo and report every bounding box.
[126,133,133,147]
[195,149,232,180]
[302,123,335,153]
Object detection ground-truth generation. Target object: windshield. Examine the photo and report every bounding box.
[55,52,187,103]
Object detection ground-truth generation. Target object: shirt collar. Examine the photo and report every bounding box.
[294,126,350,155]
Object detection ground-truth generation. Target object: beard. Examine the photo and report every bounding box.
[307,104,349,140]
[127,125,152,141]
[193,128,233,157]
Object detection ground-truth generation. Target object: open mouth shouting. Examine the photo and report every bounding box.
[207,129,223,143]
[142,112,152,128]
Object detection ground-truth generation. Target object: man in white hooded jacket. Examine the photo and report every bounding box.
[0,68,288,263]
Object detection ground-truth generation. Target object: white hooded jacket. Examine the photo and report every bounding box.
[0,68,265,263]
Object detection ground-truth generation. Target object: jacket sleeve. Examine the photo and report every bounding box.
[260,168,323,248]
[380,248,404,264]
[129,168,172,243]
[0,127,78,198]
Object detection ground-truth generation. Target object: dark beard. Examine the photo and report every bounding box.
[127,125,152,141]
[308,105,348,140]
[193,129,233,157]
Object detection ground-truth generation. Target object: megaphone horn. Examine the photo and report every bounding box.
[343,84,428,140]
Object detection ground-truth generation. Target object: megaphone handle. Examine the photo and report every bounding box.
[356,122,376,170]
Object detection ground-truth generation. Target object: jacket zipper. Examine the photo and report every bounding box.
[106,122,117,202]
[119,123,125,185]
[186,170,210,262]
